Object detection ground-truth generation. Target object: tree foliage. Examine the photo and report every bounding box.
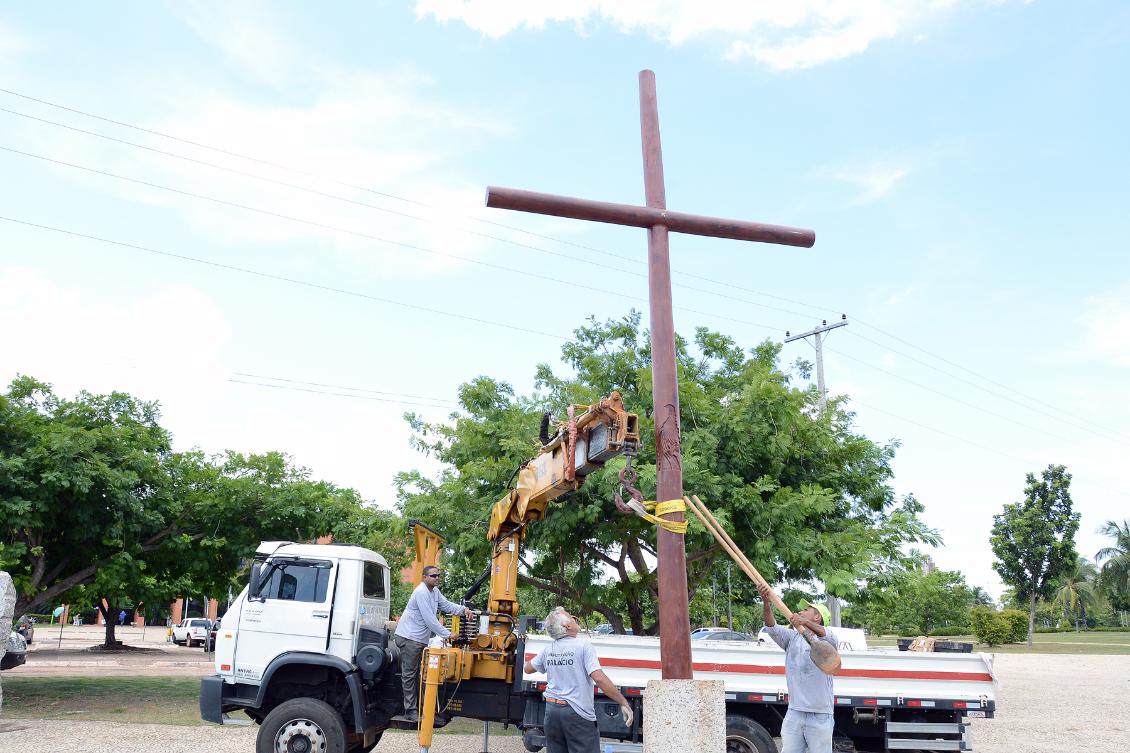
[990,464,1080,645]
[1,377,363,645]
[1096,519,1130,611]
[849,552,975,635]
[396,313,938,634]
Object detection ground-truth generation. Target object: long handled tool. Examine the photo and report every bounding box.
[683,494,842,676]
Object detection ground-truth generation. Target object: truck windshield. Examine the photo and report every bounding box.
[254,558,333,603]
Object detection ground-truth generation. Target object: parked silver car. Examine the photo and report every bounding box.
[2,631,27,670]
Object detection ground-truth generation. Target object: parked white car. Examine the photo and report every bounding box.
[172,618,212,647]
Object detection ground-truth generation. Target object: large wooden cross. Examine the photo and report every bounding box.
[486,70,815,678]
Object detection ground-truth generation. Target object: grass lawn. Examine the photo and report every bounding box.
[0,676,516,733]
[867,631,1130,654]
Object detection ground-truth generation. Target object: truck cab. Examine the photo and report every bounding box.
[201,541,402,752]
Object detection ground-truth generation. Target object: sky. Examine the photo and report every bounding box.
[1,1,1127,601]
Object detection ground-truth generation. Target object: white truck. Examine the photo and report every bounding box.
[201,539,997,753]
[172,617,213,647]
[201,398,996,752]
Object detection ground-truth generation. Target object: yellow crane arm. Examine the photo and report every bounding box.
[485,392,638,617]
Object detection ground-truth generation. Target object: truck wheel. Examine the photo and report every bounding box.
[257,698,346,753]
[521,728,545,752]
[726,714,776,753]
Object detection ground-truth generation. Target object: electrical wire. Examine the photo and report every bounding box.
[3,88,1123,442]
[0,144,782,334]
[849,398,1042,466]
[227,378,455,410]
[0,215,569,340]
[230,371,459,404]
[826,346,1073,443]
[845,320,1130,441]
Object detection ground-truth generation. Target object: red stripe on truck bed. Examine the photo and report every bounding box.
[524,653,992,683]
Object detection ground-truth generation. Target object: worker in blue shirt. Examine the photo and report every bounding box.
[393,565,473,722]
[757,582,837,753]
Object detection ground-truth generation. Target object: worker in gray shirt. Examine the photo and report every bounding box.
[757,582,837,753]
[525,607,633,753]
[393,565,473,722]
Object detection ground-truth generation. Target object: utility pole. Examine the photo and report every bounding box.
[784,315,848,626]
[726,562,733,630]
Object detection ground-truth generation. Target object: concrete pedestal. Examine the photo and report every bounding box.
[0,571,16,711]
[643,678,726,753]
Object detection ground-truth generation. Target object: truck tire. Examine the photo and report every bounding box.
[256,698,347,753]
[726,714,776,753]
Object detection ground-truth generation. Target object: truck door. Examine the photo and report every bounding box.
[235,557,335,683]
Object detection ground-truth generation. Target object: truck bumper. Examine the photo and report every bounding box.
[199,674,225,724]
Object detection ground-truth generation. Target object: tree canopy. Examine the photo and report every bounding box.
[848,553,976,636]
[990,464,1080,645]
[1,376,363,644]
[396,313,938,634]
[1096,519,1130,611]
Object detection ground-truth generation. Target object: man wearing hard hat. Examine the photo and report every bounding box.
[757,583,838,753]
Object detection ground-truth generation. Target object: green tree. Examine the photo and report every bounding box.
[397,313,938,634]
[1051,556,1100,629]
[1,377,363,647]
[852,553,974,635]
[990,464,1080,646]
[1095,519,1130,612]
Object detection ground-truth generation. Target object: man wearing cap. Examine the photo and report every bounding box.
[757,582,837,753]
[393,565,474,722]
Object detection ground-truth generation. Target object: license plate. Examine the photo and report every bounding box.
[966,710,986,718]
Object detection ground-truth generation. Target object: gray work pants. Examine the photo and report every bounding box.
[544,701,600,753]
[394,634,426,716]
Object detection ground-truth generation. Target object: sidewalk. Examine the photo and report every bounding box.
[15,623,213,677]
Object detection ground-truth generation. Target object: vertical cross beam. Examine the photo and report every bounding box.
[638,69,692,679]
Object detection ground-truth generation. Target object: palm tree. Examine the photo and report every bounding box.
[1052,556,1099,629]
[1096,519,1130,610]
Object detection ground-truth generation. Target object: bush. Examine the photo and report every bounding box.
[1000,609,1029,642]
[970,608,1014,646]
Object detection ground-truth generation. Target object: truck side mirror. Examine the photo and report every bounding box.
[249,563,262,601]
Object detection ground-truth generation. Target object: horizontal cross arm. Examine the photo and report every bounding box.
[486,186,814,248]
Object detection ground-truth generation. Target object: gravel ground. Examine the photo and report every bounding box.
[966,653,1130,753]
[3,641,1128,752]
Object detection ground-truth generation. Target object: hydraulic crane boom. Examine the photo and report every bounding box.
[415,393,638,750]
[485,392,639,618]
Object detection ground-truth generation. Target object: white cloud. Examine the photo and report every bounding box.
[1076,280,1130,367]
[416,0,964,70]
[823,160,912,205]
[0,268,232,423]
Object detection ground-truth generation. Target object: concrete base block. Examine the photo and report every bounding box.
[642,678,726,753]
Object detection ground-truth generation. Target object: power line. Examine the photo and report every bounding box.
[3,88,1122,441]
[0,143,785,335]
[0,215,569,340]
[230,372,459,404]
[846,319,1130,441]
[849,398,1040,466]
[827,346,1077,443]
[227,378,454,410]
[0,89,835,322]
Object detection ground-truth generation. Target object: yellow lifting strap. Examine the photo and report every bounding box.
[636,498,689,534]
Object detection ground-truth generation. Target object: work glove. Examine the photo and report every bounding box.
[620,703,634,728]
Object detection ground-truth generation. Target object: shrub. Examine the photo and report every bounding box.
[1000,609,1029,642]
[970,608,1014,646]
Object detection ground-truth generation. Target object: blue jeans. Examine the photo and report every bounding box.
[780,709,834,753]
